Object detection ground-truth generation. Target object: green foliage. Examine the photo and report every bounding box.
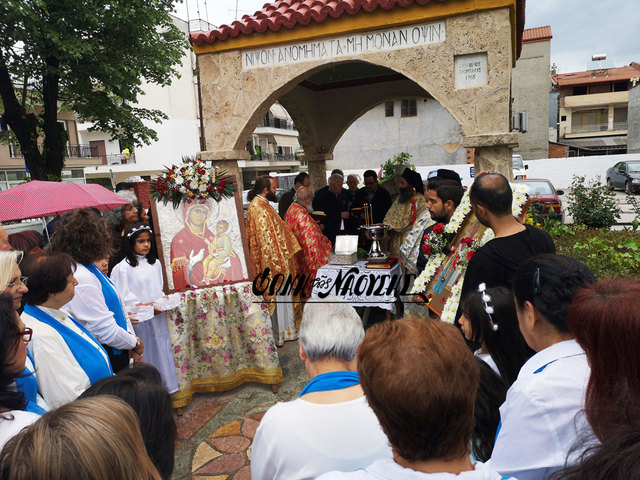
[0,0,188,179]
[357,247,368,259]
[627,195,640,231]
[566,176,621,229]
[380,152,414,183]
[545,223,640,279]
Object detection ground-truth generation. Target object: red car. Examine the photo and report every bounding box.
[514,179,564,222]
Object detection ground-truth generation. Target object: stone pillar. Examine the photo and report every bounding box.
[199,150,251,193]
[463,133,519,180]
[306,153,334,192]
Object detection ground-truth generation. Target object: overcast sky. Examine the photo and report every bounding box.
[174,0,639,74]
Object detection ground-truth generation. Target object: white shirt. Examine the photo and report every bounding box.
[64,262,137,350]
[476,353,499,377]
[110,255,164,305]
[317,458,514,480]
[487,339,594,480]
[0,410,40,450]
[251,396,391,480]
[22,306,111,408]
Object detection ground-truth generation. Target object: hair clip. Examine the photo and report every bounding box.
[532,267,542,295]
[477,283,498,332]
[126,224,152,238]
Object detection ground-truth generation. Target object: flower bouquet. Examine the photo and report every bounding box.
[152,159,236,209]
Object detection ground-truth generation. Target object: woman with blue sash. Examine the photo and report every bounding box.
[251,297,391,480]
[20,252,113,408]
[48,208,144,372]
[0,293,41,450]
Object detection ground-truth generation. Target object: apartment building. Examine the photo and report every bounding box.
[554,62,640,155]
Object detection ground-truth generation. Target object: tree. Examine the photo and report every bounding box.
[0,0,188,180]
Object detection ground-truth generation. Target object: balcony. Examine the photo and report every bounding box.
[105,153,136,165]
[9,143,99,159]
[259,117,297,131]
[562,91,628,108]
[251,153,297,162]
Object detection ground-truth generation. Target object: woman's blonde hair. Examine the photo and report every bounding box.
[0,395,162,480]
[0,251,22,292]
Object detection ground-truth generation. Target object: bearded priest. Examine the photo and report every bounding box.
[383,168,427,257]
[246,175,301,345]
[284,186,332,301]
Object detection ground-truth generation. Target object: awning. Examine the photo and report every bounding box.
[272,134,300,148]
[561,135,626,149]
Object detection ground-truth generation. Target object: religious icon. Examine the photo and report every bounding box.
[156,198,248,291]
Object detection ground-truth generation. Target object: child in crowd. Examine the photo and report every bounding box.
[110,223,178,393]
[458,285,533,388]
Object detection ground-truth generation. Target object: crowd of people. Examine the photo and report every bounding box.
[245,169,640,479]
[0,183,178,478]
[0,169,638,479]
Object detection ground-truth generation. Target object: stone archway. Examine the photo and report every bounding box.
[192,0,524,184]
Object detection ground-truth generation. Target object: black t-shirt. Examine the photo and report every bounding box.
[456,224,555,320]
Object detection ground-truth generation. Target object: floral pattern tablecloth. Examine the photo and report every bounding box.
[167,282,283,407]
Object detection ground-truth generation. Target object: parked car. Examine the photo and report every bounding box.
[512,155,528,179]
[606,160,640,194]
[514,178,564,222]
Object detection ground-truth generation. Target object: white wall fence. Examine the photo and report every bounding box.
[335,153,640,190]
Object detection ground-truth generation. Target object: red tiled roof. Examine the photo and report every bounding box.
[522,25,551,43]
[190,0,526,57]
[554,64,640,87]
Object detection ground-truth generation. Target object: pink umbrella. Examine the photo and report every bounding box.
[0,180,131,222]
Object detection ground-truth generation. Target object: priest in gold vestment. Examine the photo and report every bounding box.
[383,168,427,257]
[284,187,332,299]
[246,176,301,345]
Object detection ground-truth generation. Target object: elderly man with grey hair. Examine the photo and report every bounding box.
[313,174,350,247]
[251,297,391,480]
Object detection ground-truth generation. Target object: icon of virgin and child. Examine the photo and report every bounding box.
[170,202,243,290]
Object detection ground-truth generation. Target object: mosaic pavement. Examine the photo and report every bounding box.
[171,340,307,480]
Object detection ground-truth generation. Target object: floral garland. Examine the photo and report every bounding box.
[151,159,236,209]
[411,182,530,323]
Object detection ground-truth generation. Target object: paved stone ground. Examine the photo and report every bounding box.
[171,340,307,480]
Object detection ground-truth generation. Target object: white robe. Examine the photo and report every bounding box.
[110,256,179,393]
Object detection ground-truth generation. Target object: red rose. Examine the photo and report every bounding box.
[466,250,475,260]
[422,244,432,255]
[461,237,473,246]
[220,179,226,188]
[433,223,444,234]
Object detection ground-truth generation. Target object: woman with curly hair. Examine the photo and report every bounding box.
[102,190,140,274]
[50,208,143,372]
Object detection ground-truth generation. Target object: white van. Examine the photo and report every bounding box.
[512,155,528,179]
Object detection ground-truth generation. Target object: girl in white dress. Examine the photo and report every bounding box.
[111,223,178,393]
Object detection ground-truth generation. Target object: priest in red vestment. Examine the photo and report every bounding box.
[284,186,332,299]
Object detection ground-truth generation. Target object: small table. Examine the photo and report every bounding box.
[311,260,403,321]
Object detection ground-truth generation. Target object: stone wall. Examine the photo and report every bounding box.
[511,39,551,160]
[628,84,640,154]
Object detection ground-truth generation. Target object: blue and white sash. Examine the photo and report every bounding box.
[84,263,129,354]
[299,371,360,397]
[23,304,113,384]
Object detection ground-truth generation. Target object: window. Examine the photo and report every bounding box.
[401,99,417,117]
[613,82,628,92]
[571,109,608,133]
[613,107,628,130]
[572,86,588,96]
[384,101,394,117]
[561,115,567,121]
